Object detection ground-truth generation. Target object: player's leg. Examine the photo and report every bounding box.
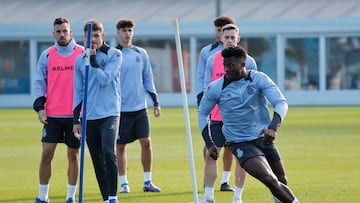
[262,139,288,202]
[37,142,57,202]
[230,140,299,203]
[242,156,297,202]
[64,118,80,202]
[271,160,287,184]
[200,147,220,202]
[270,160,287,203]
[116,143,128,189]
[233,160,246,203]
[220,146,234,191]
[36,119,59,202]
[199,121,226,202]
[86,120,107,201]
[66,147,79,202]
[117,112,137,193]
[212,121,234,192]
[136,109,160,192]
[100,116,119,201]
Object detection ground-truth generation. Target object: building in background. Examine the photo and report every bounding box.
[0,0,360,107]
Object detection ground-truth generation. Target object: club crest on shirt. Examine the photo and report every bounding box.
[136,56,140,63]
[246,86,254,95]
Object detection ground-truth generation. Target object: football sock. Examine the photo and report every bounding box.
[233,186,244,199]
[204,187,214,199]
[38,184,49,201]
[120,175,128,184]
[221,170,231,184]
[66,184,76,200]
[144,171,152,182]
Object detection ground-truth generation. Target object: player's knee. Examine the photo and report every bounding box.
[260,174,279,188]
[277,175,288,185]
[140,137,151,148]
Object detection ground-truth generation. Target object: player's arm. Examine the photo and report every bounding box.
[198,82,220,159]
[259,72,288,143]
[33,49,49,124]
[196,48,207,106]
[72,55,85,139]
[142,49,161,117]
[92,47,123,86]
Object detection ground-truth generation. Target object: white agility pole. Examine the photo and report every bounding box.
[173,19,199,203]
[78,23,92,203]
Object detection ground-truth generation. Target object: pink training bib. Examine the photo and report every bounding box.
[210,51,225,121]
[46,45,82,116]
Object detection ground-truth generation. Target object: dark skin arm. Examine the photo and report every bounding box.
[260,128,277,144]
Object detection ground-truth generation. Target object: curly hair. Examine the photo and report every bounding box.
[221,46,247,60]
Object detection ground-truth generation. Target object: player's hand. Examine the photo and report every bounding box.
[90,44,97,55]
[38,110,48,124]
[73,124,82,140]
[208,145,218,160]
[153,106,161,117]
[260,128,277,144]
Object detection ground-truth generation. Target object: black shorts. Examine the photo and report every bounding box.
[117,109,149,144]
[229,137,281,166]
[201,121,227,148]
[41,117,80,148]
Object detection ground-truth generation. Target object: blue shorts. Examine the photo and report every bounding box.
[117,109,149,144]
[229,137,281,166]
[41,117,80,148]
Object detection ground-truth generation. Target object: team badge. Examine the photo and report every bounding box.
[247,86,254,95]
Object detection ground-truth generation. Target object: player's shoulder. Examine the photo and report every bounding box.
[200,41,218,53]
[208,76,224,90]
[250,70,273,84]
[75,44,85,50]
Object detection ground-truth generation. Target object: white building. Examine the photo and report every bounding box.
[0,0,360,107]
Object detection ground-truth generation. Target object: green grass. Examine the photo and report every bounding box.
[0,107,359,203]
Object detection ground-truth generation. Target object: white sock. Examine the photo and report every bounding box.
[66,184,76,200]
[233,186,244,200]
[144,171,152,182]
[103,200,109,203]
[292,198,300,203]
[221,170,231,184]
[204,187,214,199]
[38,184,49,201]
[120,175,128,185]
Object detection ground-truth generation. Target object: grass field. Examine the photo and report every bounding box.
[0,106,359,203]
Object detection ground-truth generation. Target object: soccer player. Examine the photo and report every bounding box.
[33,17,83,203]
[73,19,122,203]
[199,23,257,203]
[198,46,300,203]
[115,18,161,194]
[196,15,237,193]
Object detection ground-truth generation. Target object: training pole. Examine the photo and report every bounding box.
[173,19,199,203]
[78,23,92,203]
